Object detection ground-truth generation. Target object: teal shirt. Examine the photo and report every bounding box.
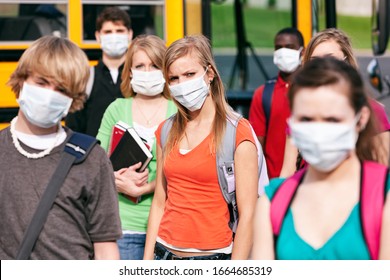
[97,97,177,232]
[265,176,390,260]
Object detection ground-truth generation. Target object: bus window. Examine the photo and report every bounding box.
[210,0,291,92]
[82,3,164,43]
[315,0,385,51]
[0,2,67,42]
[0,1,175,129]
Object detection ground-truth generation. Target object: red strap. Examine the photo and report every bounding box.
[361,161,387,260]
[271,168,306,235]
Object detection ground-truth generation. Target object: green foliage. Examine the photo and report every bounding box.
[319,14,371,49]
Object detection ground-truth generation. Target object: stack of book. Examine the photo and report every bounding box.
[109,121,153,203]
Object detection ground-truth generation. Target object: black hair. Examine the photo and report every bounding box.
[276,27,305,47]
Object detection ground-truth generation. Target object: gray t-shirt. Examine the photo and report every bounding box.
[0,128,122,259]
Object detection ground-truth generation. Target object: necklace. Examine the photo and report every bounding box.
[134,97,164,126]
[10,117,62,159]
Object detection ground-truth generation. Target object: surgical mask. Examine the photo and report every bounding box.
[288,116,360,172]
[130,69,165,96]
[100,33,129,57]
[169,69,210,111]
[273,47,302,73]
[17,82,73,128]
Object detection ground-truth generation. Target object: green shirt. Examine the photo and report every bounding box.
[97,97,177,232]
[265,174,390,260]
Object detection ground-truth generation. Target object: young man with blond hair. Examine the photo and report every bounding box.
[0,36,122,260]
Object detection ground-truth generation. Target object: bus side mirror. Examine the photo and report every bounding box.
[367,58,383,93]
[372,0,390,55]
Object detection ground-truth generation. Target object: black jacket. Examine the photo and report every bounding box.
[65,59,124,137]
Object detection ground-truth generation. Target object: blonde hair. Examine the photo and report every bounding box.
[303,28,358,68]
[163,34,234,155]
[7,36,89,113]
[121,35,170,99]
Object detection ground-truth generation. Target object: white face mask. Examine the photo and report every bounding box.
[169,69,210,112]
[100,33,129,57]
[17,82,73,128]
[273,47,302,73]
[130,69,165,96]
[288,116,360,172]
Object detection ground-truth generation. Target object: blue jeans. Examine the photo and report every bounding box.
[154,242,231,260]
[117,233,146,260]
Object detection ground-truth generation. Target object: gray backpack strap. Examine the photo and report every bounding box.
[160,114,176,149]
[249,124,269,195]
[216,114,242,233]
[85,66,95,99]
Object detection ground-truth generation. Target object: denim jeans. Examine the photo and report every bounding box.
[117,233,146,260]
[154,242,231,260]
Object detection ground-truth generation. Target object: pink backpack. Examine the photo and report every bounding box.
[270,161,388,260]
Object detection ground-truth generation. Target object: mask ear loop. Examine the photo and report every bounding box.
[203,66,209,76]
[208,67,214,84]
[355,111,366,131]
[297,47,303,65]
[204,65,213,87]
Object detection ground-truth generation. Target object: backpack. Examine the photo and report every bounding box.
[270,161,388,260]
[64,131,98,163]
[160,114,268,233]
[261,77,277,130]
[261,76,308,171]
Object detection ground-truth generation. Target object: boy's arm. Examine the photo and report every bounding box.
[93,241,120,260]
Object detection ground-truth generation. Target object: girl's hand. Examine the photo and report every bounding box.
[114,162,149,197]
[114,162,149,187]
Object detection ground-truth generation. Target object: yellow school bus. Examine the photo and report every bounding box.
[0,0,198,129]
[0,0,319,129]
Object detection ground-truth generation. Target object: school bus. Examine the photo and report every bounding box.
[0,0,193,129]
[0,0,339,129]
[367,0,390,98]
[371,0,389,56]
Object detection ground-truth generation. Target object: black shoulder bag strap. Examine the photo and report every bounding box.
[262,77,277,132]
[16,132,97,260]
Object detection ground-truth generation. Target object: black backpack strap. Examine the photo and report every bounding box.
[16,132,97,259]
[64,132,98,164]
[262,77,277,131]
